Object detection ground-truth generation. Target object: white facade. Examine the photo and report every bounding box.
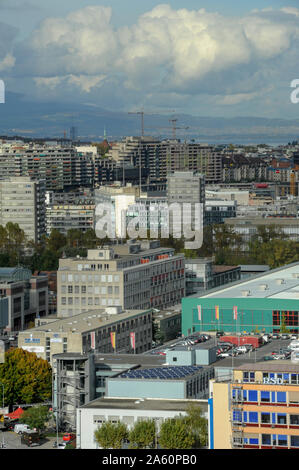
[76,398,208,449]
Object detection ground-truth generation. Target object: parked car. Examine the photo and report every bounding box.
[20,430,40,447]
[263,355,274,361]
[272,334,281,339]
[291,334,298,340]
[281,334,290,340]
[62,432,76,442]
[57,442,67,449]
[273,354,287,360]
[216,331,225,338]
[234,346,247,354]
[243,344,255,351]
[14,424,31,434]
[218,352,231,358]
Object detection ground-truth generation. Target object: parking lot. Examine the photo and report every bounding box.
[146,333,296,365]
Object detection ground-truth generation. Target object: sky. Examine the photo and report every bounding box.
[1,0,299,119]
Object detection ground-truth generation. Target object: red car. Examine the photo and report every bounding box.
[62,432,76,442]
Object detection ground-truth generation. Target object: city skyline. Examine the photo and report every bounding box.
[0,0,299,124]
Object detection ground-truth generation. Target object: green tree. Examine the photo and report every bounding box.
[47,229,67,254]
[183,403,208,448]
[0,348,52,406]
[128,419,156,449]
[20,405,50,432]
[159,418,195,449]
[280,311,290,334]
[94,422,128,449]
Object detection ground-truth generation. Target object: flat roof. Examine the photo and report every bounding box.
[192,262,299,300]
[235,362,299,373]
[80,397,208,412]
[18,308,150,335]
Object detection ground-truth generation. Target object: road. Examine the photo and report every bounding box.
[0,431,59,449]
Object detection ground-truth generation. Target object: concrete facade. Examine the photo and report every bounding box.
[57,241,185,317]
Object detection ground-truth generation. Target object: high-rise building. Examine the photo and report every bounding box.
[167,171,205,236]
[0,176,46,243]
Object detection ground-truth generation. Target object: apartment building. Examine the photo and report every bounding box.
[210,362,299,449]
[46,204,95,235]
[167,171,205,237]
[57,241,185,317]
[106,136,221,182]
[0,147,97,190]
[0,176,46,243]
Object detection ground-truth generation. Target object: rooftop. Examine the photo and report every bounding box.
[117,365,203,381]
[79,397,208,412]
[194,262,299,301]
[19,307,151,335]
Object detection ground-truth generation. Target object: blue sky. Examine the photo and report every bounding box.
[1,0,299,119]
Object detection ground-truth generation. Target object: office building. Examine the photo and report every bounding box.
[18,306,153,364]
[0,267,48,331]
[76,397,209,449]
[210,362,299,449]
[185,258,241,296]
[57,241,185,317]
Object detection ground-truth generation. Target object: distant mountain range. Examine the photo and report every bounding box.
[0,92,298,145]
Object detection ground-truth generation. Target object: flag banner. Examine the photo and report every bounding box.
[233,306,238,320]
[197,305,202,321]
[110,332,116,349]
[130,332,135,350]
[90,332,95,350]
[215,306,219,320]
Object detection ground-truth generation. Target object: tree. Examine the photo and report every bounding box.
[20,405,50,432]
[46,229,67,254]
[183,403,208,448]
[159,418,195,449]
[94,422,128,449]
[0,348,52,406]
[128,420,156,449]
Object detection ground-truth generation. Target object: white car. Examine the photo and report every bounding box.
[57,442,66,449]
[14,424,31,434]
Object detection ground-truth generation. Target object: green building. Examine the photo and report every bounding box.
[182,262,299,336]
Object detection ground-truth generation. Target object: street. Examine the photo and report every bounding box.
[0,431,59,449]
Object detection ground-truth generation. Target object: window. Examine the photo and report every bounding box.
[277,414,287,425]
[261,413,270,424]
[277,392,286,403]
[261,391,270,403]
[290,415,299,425]
[248,390,258,402]
[262,434,271,445]
[249,412,258,423]
[291,436,299,447]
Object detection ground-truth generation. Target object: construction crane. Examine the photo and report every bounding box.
[128,109,176,137]
[168,118,189,140]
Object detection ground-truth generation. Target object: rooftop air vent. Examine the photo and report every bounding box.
[241,290,251,297]
[259,284,268,291]
[276,279,285,285]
